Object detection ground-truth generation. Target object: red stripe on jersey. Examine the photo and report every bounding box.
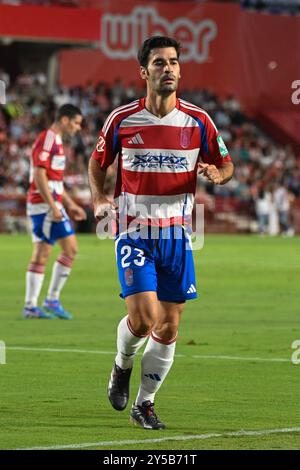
[121,168,197,196]
[118,125,200,151]
[103,101,140,136]
[91,101,143,169]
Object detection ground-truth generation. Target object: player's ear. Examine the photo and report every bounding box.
[140,66,147,81]
[60,116,69,127]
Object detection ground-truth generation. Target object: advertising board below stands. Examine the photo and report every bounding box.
[0,2,299,129]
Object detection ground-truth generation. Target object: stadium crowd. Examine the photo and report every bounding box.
[0,69,299,234]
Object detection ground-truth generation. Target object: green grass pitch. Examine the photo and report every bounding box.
[0,234,300,450]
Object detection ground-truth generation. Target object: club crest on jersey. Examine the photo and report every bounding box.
[125,268,134,286]
[180,128,191,149]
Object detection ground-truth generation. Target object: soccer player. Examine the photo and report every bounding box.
[23,104,86,320]
[89,36,234,429]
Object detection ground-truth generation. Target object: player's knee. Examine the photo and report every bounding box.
[70,245,78,258]
[154,322,178,342]
[64,244,78,258]
[129,314,156,337]
[32,248,51,265]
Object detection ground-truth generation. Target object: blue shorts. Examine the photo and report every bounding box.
[30,208,74,245]
[115,225,197,303]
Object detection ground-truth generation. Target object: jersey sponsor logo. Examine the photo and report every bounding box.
[51,155,66,170]
[100,6,217,63]
[180,128,191,149]
[131,152,188,170]
[217,135,229,157]
[96,136,106,152]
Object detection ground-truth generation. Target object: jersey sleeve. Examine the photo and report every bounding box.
[32,131,55,170]
[91,118,119,170]
[199,114,232,168]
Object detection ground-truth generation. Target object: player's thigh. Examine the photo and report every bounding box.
[116,236,157,299]
[31,241,52,264]
[154,301,185,341]
[125,291,159,336]
[57,234,78,258]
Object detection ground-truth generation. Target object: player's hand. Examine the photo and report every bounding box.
[198,163,223,184]
[93,197,118,221]
[51,206,63,222]
[68,204,87,221]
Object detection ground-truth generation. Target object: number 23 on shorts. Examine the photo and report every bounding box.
[120,245,145,268]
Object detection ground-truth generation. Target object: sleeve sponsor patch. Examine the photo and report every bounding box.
[217,135,229,157]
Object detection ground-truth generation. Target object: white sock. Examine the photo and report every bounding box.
[25,263,45,308]
[115,316,149,370]
[135,332,177,406]
[47,253,73,301]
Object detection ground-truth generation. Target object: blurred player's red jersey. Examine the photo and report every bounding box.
[27,129,66,215]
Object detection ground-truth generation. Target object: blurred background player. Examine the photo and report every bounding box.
[274,181,295,236]
[89,36,234,429]
[23,104,87,319]
[255,187,272,235]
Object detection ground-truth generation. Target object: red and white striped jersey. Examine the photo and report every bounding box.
[27,129,66,215]
[91,98,232,226]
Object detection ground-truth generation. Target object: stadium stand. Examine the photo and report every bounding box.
[0,71,299,234]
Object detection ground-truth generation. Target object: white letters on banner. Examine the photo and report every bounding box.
[100,6,217,63]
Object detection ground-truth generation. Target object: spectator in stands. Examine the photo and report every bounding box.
[274,182,295,236]
[255,187,271,235]
[1,68,300,234]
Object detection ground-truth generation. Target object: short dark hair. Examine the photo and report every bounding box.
[55,104,82,121]
[138,36,181,68]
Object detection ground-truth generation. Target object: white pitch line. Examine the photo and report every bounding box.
[7,346,290,363]
[18,427,300,450]
[191,354,290,363]
[8,346,115,355]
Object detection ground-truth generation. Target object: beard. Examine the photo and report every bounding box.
[157,78,178,95]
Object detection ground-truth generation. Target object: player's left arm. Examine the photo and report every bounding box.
[198,113,234,185]
[62,190,87,221]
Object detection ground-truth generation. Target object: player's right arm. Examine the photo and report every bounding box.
[88,159,117,219]
[34,168,62,222]
[89,127,118,220]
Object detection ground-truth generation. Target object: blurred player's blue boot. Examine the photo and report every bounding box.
[108,363,132,411]
[43,299,73,320]
[130,401,166,430]
[23,306,54,319]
